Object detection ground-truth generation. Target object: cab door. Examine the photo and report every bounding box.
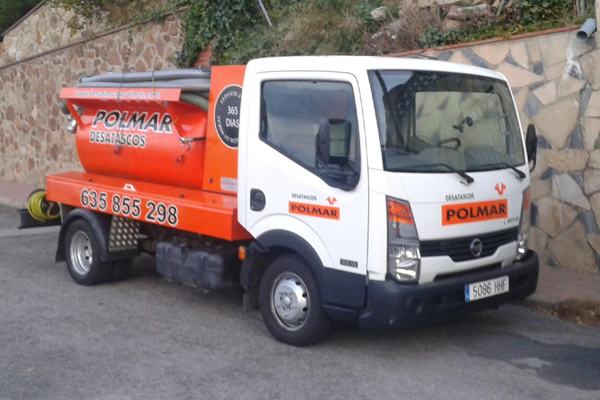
[240,71,369,308]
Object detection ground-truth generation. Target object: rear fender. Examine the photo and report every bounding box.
[56,208,138,262]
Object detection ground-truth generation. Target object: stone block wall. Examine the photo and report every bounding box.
[0,15,183,186]
[410,28,600,275]
[0,3,105,66]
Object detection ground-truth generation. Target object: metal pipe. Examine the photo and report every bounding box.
[80,69,211,83]
[77,79,211,92]
[577,18,597,40]
[258,0,273,27]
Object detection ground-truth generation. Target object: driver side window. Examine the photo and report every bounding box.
[260,80,361,190]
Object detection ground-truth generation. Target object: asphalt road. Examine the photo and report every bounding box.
[0,205,599,400]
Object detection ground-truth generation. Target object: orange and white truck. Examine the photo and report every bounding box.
[46,57,540,345]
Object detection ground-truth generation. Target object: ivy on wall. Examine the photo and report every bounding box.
[48,0,267,65]
[48,0,384,66]
[48,0,592,67]
[176,0,263,66]
[47,0,182,32]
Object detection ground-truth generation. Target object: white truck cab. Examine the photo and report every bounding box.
[237,56,539,344]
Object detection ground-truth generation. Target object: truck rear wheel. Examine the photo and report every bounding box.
[64,219,112,285]
[259,255,332,346]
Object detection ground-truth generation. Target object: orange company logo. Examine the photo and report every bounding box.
[442,200,508,226]
[326,196,337,205]
[495,183,507,196]
[289,202,340,220]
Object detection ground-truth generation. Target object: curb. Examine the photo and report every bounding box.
[524,296,600,309]
[523,297,557,310]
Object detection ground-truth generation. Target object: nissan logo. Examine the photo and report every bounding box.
[470,238,483,258]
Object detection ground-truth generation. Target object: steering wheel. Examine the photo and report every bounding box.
[437,137,462,150]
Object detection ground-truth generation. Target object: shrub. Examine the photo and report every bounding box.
[389,2,442,51]
[215,0,384,65]
[176,0,262,66]
[516,0,572,25]
[419,27,463,48]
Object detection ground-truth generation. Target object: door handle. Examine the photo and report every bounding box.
[250,189,266,211]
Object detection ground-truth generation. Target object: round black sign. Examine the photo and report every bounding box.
[214,84,242,148]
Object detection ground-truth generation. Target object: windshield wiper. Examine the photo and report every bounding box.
[477,162,526,181]
[406,163,474,184]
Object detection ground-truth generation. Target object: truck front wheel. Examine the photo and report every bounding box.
[64,219,112,285]
[259,255,332,346]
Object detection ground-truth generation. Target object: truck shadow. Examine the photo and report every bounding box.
[126,255,600,391]
[329,311,600,392]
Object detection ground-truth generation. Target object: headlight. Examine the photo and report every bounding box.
[516,188,531,260]
[387,196,420,282]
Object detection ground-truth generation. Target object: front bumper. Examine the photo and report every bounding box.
[357,251,539,329]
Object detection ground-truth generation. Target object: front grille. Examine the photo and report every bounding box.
[420,228,518,262]
[434,263,501,281]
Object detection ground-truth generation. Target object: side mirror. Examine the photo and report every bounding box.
[525,124,538,171]
[316,119,332,166]
[315,118,359,190]
[316,118,352,168]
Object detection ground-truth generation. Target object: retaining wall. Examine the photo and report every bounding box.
[0,11,183,186]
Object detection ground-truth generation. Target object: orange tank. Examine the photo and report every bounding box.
[62,87,208,189]
[60,66,245,192]
[49,66,250,240]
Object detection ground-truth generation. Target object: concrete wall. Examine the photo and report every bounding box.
[0,10,183,186]
[409,28,600,275]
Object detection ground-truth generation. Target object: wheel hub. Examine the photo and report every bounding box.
[70,231,93,276]
[271,272,309,331]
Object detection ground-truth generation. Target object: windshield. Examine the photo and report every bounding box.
[369,70,525,173]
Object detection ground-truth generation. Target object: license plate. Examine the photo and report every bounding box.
[465,276,509,302]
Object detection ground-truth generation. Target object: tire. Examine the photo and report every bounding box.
[64,219,112,285]
[259,254,332,346]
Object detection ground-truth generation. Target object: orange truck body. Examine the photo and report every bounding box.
[46,66,251,242]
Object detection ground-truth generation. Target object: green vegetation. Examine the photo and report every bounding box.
[206,0,383,65]
[420,0,591,49]
[0,0,41,34]
[47,0,593,66]
[176,0,265,67]
[517,0,573,25]
[47,0,181,32]
[49,0,385,65]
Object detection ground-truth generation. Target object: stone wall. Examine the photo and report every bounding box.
[0,3,105,67]
[410,28,600,275]
[0,14,183,186]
